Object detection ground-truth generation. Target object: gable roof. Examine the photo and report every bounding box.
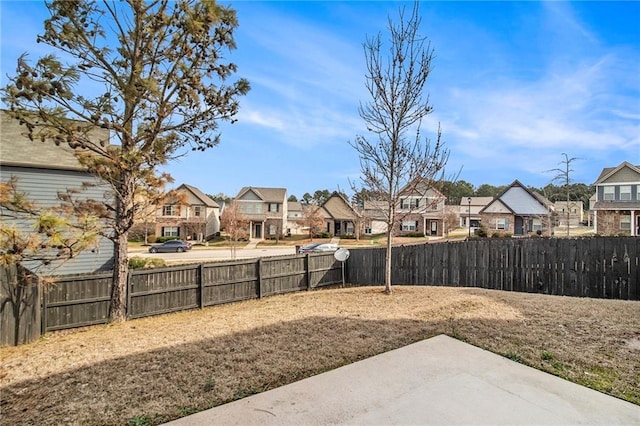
[593,161,640,184]
[398,177,446,198]
[235,186,287,203]
[321,191,360,220]
[178,184,219,208]
[480,180,551,216]
[287,201,302,211]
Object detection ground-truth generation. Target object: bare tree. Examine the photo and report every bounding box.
[546,153,579,237]
[220,201,248,259]
[349,2,449,294]
[302,204,325,241]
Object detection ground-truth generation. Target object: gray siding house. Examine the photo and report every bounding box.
[479,180,554,236]
[0,111,114,275]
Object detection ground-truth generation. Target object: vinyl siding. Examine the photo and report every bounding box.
[0,165,114,275]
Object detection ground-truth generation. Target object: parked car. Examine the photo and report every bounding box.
[148,240,192,253]
[298,243,338,254]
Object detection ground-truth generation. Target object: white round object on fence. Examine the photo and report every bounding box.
[334,248,350,262]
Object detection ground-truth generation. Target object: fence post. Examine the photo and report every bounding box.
[41,276,47,334]
[257,258,263,299]
[126,270,132,319]
[198,264,204,308]
[305,254,311,290]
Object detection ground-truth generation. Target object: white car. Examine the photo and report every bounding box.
[298,243,338,254]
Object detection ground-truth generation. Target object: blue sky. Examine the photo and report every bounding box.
[1,1,639,199]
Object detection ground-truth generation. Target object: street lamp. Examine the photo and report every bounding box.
[467,197,472,238]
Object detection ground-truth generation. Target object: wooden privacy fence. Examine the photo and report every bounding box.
[347,237,639,300]
[0,264,41,346]
[41,252,342,333]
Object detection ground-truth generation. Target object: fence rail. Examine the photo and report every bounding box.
[42,253,342,332]
[347,237,639,300]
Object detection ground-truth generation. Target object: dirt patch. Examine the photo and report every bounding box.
[1,286,638,425]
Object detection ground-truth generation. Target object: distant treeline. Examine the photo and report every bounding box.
[209,182,595,209]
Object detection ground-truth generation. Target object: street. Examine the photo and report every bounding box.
[131,246,297,263]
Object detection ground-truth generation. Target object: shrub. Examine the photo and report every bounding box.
[476,226,487,238]
[313,232,333,239]
[341,234,356,239]
[129,256,148,269]
[129,256,166,269]
[404,232,425,238]
[491,232,501,238]
[155,236,179,243]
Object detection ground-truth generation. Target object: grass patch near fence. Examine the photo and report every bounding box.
[1,286,638,425]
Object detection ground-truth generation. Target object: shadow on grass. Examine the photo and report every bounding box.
[2,292,638,425]
[2,315,453,425]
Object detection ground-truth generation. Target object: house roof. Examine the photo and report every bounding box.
[235,186,287,203]
[0,110,109,171]
[321,191,360,220]
[480,180,551,216]
[592,201,640,210]
[458,197,493,207]
[398,177,446,198]
[178,184,219,208]
[593,161,640,185]
[287,201,302,211]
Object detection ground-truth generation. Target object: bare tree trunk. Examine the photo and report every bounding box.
[384,232,392,294]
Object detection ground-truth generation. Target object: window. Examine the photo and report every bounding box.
[603,186,614,201]
[401,220,417,231]
[400,198,419,209]
[620,215,631,230]
[532,218,542,231]
[162,205,177,216]
[495,218,507,230]
[346,223,354,234]
[619,186,631,201]
[269,224,276,235]
[255,204,263,213]
[194,206,202,217]
[162,226,179,237]
[268,203,279,212]
[365,227,372,235]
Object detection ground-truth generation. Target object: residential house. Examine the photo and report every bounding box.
[591,162,640,236]
[553,200,584,228]
[479,180,554,236]
[233,187,287,239]
[396,180,446,237]
[362,200,388,235]
[286,201,305,235]
[155,183,220,241]
[0,110,114,275]
[459,197,493,230]
[320,191,361,237]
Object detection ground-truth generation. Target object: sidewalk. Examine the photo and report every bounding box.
[164,335,639,425]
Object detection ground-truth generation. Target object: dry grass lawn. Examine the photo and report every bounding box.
[1,286,639,425]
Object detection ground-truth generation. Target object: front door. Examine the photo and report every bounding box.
[430,220,437,236]
[514,217,524,235]
[335,221,341,236]
[254,223,262,239]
